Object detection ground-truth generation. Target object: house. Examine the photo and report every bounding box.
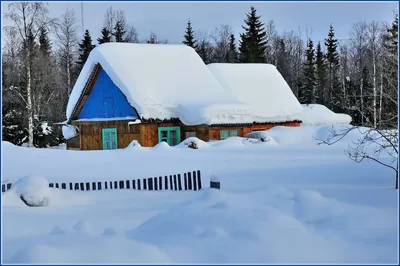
[63,44,307,150]
[63,43,257,150]
[206,63,303,132]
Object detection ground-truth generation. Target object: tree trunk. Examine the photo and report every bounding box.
[67,58,71,96]
[372,56,377,128]
[360,77,364,126]
[26,49,34,148]
[379,71,383,128]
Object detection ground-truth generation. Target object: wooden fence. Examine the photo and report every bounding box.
[2,170,203,193]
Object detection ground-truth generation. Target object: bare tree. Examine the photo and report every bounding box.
[210,24,233,62]
[348,21,368,126]
[125,25,139,43]
[367,21,384,128]
[145,32,168,44]
[54,9,77,98]
[4,2,54,147]
[317,125,398,189]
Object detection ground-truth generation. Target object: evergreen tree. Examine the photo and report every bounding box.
[196,40,213,64]
[226,34,238,63]
[98,27,112,44]
[182,20,197,48]
[238,6,268,63]
[315,41,327,105]
[324,24,341,111]
[113,21,126,42]
[275,39,290,84]
[38,27,51,56]
[77,30,95,71]
[299,39,316,104]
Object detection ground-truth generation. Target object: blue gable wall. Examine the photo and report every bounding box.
[78,68,137,119]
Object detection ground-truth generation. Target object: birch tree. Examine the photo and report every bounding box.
[4,2,54,147]
[54,9,78,100]
[367,21,383,128]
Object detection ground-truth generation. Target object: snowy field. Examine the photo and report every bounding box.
[1,125,398,264]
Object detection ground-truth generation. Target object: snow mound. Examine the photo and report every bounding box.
[2,141,15,147]
[126,187,396,263]
[10,176,51,207]
[5,233,172,264]
[210,136,276,148]
[177,137,211,149]
[125,140,142,149]
[50,225,66,235]
[73,220,93,235]
[152,141,171,150]
[299,104,352,125]
[244,131,278,145]
[67,43,253,125]
[207,63,303,122]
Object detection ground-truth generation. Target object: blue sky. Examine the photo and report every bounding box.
[2,1,399,45]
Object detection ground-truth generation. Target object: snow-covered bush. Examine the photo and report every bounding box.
[11,176,51,207]
[244,131,275,143]
[178,137,210,149]
[126,140,142,149]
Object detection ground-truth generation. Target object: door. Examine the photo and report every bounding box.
[158,127,181,146]
[102,128,118,150]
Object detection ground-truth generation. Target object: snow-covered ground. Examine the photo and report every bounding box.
[2,125,398,264]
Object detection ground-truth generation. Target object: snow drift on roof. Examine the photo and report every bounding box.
[298,104,352,125]
[207,63,304,122]
[66,43,254,125]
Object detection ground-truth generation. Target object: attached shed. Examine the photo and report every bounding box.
[64,43,256,150]
[207,63,303,131]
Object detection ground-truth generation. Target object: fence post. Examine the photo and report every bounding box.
[210,175,220,189]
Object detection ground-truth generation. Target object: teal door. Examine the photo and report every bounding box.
[158,127,181,146]
[102,128,118,150]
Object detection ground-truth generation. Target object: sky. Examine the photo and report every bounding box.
[1,1,399,46]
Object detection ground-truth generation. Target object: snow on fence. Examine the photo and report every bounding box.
[2,170,203,193]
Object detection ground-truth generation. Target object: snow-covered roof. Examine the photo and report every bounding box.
[207,63,304,123]
[298,104,352,125]
[66,43,255,125]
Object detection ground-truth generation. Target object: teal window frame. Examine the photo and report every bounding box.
[220,129,240,140]
[158,126,181,146]
[102,128,118,150]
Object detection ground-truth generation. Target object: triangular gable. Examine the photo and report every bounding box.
[69,64,139,122]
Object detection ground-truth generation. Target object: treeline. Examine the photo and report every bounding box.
[2,3,398,148]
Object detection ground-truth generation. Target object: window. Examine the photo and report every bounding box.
[185,132,196,138]
[102,128,118,150]
[158,127,181,146]
[220,129,240,140]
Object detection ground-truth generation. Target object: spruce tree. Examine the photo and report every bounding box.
[238,6,267,63]
[276,39,290,84]
[38,27,51,56]
[226,34,238,63]
[196,40,213,64]
[113,21,126,42]
[299,39,316,104]
[98,27,112,44]
[315,41,327,105]
[182,20,197,48]
[77,30,95,71]
[324,24,341,111]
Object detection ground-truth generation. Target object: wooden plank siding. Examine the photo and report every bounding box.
[72,120,140,150]
[67,120,301,150]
